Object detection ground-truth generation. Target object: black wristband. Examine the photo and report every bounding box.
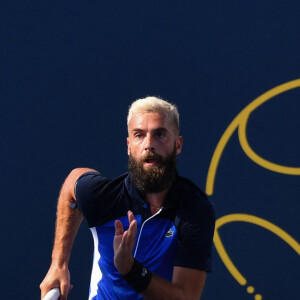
[122,259,153,293]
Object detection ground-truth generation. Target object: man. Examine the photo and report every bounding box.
[40,96,215,300]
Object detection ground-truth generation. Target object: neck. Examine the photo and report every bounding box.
[145,189,169,214]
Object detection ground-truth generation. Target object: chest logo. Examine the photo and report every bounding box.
[165,229,174,237]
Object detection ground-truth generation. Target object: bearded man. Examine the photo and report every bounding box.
[40,97,215,300]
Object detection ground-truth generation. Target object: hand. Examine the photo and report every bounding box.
[113,211,137,275]
[40,262,73,300]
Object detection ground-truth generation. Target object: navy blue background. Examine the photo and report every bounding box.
[1,1,299,299]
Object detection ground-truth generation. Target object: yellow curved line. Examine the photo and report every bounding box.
[239,116,300,174]
[214,228,247,285]
[238,80,300,174]
[206,114,242,195]
[214,214,300,286]
[238,79,300,115]
[206,79,300,196]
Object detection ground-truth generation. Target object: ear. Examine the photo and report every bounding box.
[175,136,183,155]
[127,137,131,156]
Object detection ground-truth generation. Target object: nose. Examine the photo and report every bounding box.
[144,133,155,151]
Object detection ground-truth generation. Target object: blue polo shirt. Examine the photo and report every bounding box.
[75,171,215,300]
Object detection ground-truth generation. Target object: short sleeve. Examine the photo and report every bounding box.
[75,171,109,227]
[174,197,215,272]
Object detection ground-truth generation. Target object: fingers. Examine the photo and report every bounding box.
[40,284,70,300]
[40,265,71,300]
[119,211,136,249]
[114,220,124,235]
[114,211,137,250]
[128,210,135,224]
[113,212,137,275]
[60,282,70,300]
[127,221,137,248]
[40,281,58,299]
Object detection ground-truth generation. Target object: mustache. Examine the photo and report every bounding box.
[141,151,163,163]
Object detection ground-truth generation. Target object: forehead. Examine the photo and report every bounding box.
[129,111,174,132]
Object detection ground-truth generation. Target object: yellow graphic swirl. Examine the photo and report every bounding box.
[214,214,300,299]
[206,78,300,196]
[205,79,300,299]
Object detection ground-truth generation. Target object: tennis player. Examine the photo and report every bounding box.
[40,97,215,300]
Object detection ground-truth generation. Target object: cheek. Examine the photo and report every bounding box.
[128,144,141,157]
[127,138,140,155]
[132,138,146,149]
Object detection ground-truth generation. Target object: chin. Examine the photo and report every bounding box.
[143,165,154,171]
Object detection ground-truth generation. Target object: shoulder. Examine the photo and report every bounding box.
[176,176,208,199]
[75,171,128,199]
[174,176,215,235]
[75,171,129,226]
[176,176,213,215]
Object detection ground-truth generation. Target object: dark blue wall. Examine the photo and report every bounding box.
[1,1,299,299]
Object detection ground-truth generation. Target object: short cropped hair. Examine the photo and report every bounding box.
[127,96,180,135]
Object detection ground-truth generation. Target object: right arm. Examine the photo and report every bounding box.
[40,168,94,300]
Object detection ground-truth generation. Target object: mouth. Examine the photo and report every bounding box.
[144,157,160,166]
[144,158,158,165]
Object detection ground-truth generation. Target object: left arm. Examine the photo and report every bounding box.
[114,211,207,300]
[141,267,206,300]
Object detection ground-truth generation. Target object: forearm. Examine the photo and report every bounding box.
[141,275,187,300]
[119,259,189,300]
[143,269,206,300]
[51,194,82,266]
[51,168,92,266]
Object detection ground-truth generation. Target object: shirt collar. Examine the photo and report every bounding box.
[124,172,181,210]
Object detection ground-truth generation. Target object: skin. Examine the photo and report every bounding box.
[40,110,207,300]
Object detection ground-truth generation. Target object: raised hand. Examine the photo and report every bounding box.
[113,211,137,275]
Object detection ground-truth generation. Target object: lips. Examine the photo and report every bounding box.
[143,155,161,165]
[145,158,158,164]
[145,157,158,162]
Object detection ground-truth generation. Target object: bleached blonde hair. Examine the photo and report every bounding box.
[127,96,180,134]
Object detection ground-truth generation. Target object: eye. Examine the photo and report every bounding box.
[156,131,166,138]
[134,132,144,139]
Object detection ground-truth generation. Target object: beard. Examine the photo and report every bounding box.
[128,147,177,194]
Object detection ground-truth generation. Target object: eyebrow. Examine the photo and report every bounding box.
[153,127,168,133]
[132,128,144,133]
[132,127,168,133]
